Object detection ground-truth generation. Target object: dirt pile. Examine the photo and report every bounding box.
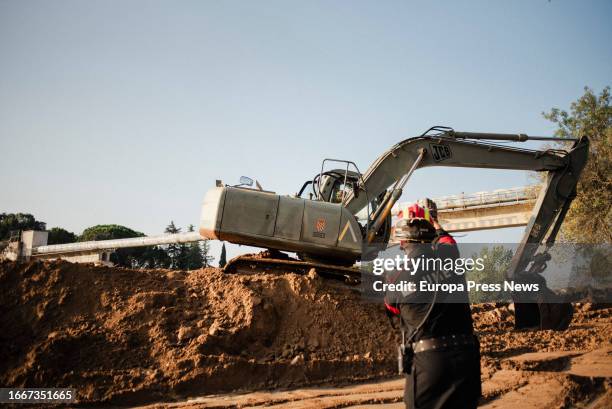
[0,260,399,405]
[472,302,612,381]
[1,260,610,406]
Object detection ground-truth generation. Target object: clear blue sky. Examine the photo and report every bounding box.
[1,1,610,261]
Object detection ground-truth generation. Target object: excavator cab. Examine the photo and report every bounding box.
[314,170,360,203]
[297,169,357,202]
[297,158,364,204]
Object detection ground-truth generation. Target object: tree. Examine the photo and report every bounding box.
[567,245,612,290]
[79,224,162,268]
[184,224,203,269]
[0,213,46,240]
[164,221,187,269]
[47,227,77,245]
[201,239,213,267]
[137,246,171,269]
[543,86,612,243]
[219,242,227,268]
[467,245,514,303]
[80,224,144,242]
[182,224,213,270]
[185,242,203,269]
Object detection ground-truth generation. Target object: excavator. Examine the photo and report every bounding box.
[199,126,589,330]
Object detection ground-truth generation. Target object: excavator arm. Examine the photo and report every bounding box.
[345,127,589,330]
[344,130,569,214]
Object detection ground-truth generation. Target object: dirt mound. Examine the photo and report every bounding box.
[1,260,610,406]
[0,260,399,405]
[472,302,612,381]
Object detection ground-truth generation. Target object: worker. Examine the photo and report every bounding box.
[397,200,454,245]
[416,198,456,246]
[384,202,481,409]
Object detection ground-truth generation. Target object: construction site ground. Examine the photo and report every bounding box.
[1,260,610,408]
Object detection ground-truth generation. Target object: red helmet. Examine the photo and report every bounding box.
[395,203,435,242]
[398,203,433,223]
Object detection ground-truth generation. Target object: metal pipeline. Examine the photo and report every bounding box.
[34,232,203,255]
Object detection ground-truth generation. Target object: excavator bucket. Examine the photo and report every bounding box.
[514,302,573,330]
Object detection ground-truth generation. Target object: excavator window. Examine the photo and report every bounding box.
[297,172,357,203]
[313,170,359,203]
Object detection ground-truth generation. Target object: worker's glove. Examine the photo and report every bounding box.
[419,198,438,221]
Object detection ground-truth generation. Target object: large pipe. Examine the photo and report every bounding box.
[34,232,203,255]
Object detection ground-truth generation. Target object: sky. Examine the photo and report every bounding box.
[1,0,611,262]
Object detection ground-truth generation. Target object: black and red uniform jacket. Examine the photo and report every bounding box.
[384,228,457,316]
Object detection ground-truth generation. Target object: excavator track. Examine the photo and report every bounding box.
[223,252,362,284]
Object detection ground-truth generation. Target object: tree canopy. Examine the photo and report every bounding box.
[0,213,46,241]
[80,224,144,242]
[219,242,227,268]
[184,224,212,269]
[164,221,184,269]
[162,223,212,270]
[47,227,78,245]
[543,86,611,243]
[79,224,150,267]
[467,245,514,303]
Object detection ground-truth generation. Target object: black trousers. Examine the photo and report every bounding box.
[404,344,481,409]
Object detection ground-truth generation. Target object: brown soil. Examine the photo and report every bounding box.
[0,260,399,405]
[135,346,612,409]
[0,260,610,407]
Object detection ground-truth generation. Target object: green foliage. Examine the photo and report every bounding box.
[185,224,203,269]
[47,227,77,245]
[467,245,514,303]
[568,245,612,289]
[79,224,163,268]
[164,221,185,269]
[161,222,212,270]
[136,246,171,269]
[202,239,213,267]
[185,242,204,269]
[80,224,144,241]
[0,213,46,240]
[219,242,227,268]
[47,223,173,269]
[543,86,612,243]
[3,214,211,270]
[183,224,213,270]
